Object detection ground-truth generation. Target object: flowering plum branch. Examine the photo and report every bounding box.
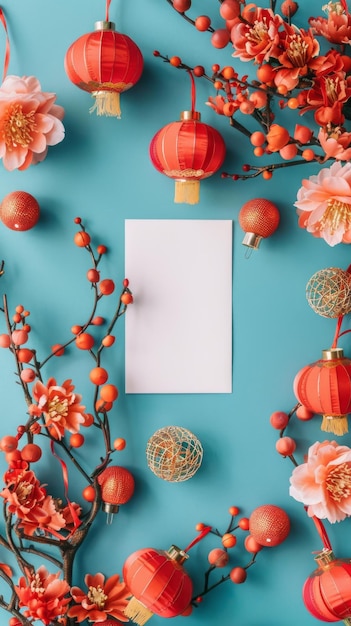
[0,218,133,625]
[160,0,351,245]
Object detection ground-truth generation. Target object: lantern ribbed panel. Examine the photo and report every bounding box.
[149,120,226,180]
[123,548,193,618]
[303,553,351,622]
[294,360,351,416]
[64,30,144,94]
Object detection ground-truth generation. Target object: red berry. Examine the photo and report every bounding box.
[123,278,129,287]
[270,411,289,429]
[230,567,247,584]
[276,436,296,456]
[74,217,82,224]
[87,268,100,283]
[195,15,211,31]
[97,244,107,255]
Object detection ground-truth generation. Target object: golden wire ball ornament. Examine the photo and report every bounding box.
[146,426,203,482]
[306,267,351,318]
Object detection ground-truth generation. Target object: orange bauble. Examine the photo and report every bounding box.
[249,504,290,547]
[97,465,135,523]
[238,198,280,249]
[0,191,40,231]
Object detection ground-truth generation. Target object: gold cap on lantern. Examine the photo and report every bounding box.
[322,347,344,360]
[94,20,115,31]
[180,110,201,121]
[167,545,189,564]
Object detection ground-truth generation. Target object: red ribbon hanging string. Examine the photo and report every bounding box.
[187,70,196,114]
[184,525,212,553]
[332,263,351,348]
[309,512,332,552]
[105,0,112,22]
[50,439,82,536]
[0,7,10,82]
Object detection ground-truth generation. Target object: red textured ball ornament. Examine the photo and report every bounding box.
[303,550,351,623]
[97,465,135,524]
[0,191,40,231]
[238,198,280,250]
[249,504,290,547]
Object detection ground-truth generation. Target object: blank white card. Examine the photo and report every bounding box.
[125,219,233,394]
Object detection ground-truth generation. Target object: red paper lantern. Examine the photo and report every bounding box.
[97,465,135,523]
[0,191,40,231]
[150,110,226,205]
[293,347,351,436]
[249,504,290,547]
[123,544,193,625]
[64,20,143,118]
[238,198,280,249]
[303,549,351,623]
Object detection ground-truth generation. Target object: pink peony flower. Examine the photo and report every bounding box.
[0,75,64,171]
[318,124,351,160]
[289,440,351,523]
[294,161,351,245]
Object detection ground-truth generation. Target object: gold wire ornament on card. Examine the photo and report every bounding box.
[306,267,351,318]
[146,426,203,482]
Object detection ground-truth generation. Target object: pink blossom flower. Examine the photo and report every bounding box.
[32,377,86,439]
[15,566,70,625]
[0,75,64,171]
[294,161,351,245]
[68,572,129,622]
[289,440,351,523]
[318,124,351,160]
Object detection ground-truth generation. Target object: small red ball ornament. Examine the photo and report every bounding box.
[293,347,351,436]
[123,544,193,625]
[238,198,280,249]
[303,549,351,623]
[0,191,40,231]
[64,19,143,118]
[249,504,290,547]
[97,465,135,524]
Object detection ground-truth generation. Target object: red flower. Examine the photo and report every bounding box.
[309,2,351,45]
[0,469,46,519]
[68,572,130,623]
[231,5,284,64]
[32,377,87,439]
[15,566,70,625]
[301,72,351,125]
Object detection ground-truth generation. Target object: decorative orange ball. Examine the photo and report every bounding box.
[208,548,229,567]
[98,465,135,505]
[222,533,237,548]
[21,443,42,463]
[249,504,290,547]
[239,198,280,239]
[0,191,40,231]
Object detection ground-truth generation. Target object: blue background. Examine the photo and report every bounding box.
[0,1,351,625]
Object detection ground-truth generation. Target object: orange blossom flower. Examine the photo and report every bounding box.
[0,469,46,519]
[294,161,351,245]
[309,1,351,45]
[0,75,64,171]
[68,572,130,623]
[289,440,351,523]
[318,124,351,160]
[231,6,284,64]
[15,566,70,625]
[32,377,87,439]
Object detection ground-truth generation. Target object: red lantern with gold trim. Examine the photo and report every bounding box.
[149,72,226,205]
[293,347,351,436]
[123,544,193,625]
[64,1,143,118]
[303,549,351,624]
[97,465,135,524]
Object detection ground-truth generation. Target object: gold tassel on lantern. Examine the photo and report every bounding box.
[91,90,121,118]
[174,179,200,205]
[321,413,349,436]
[124,597,153,626]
